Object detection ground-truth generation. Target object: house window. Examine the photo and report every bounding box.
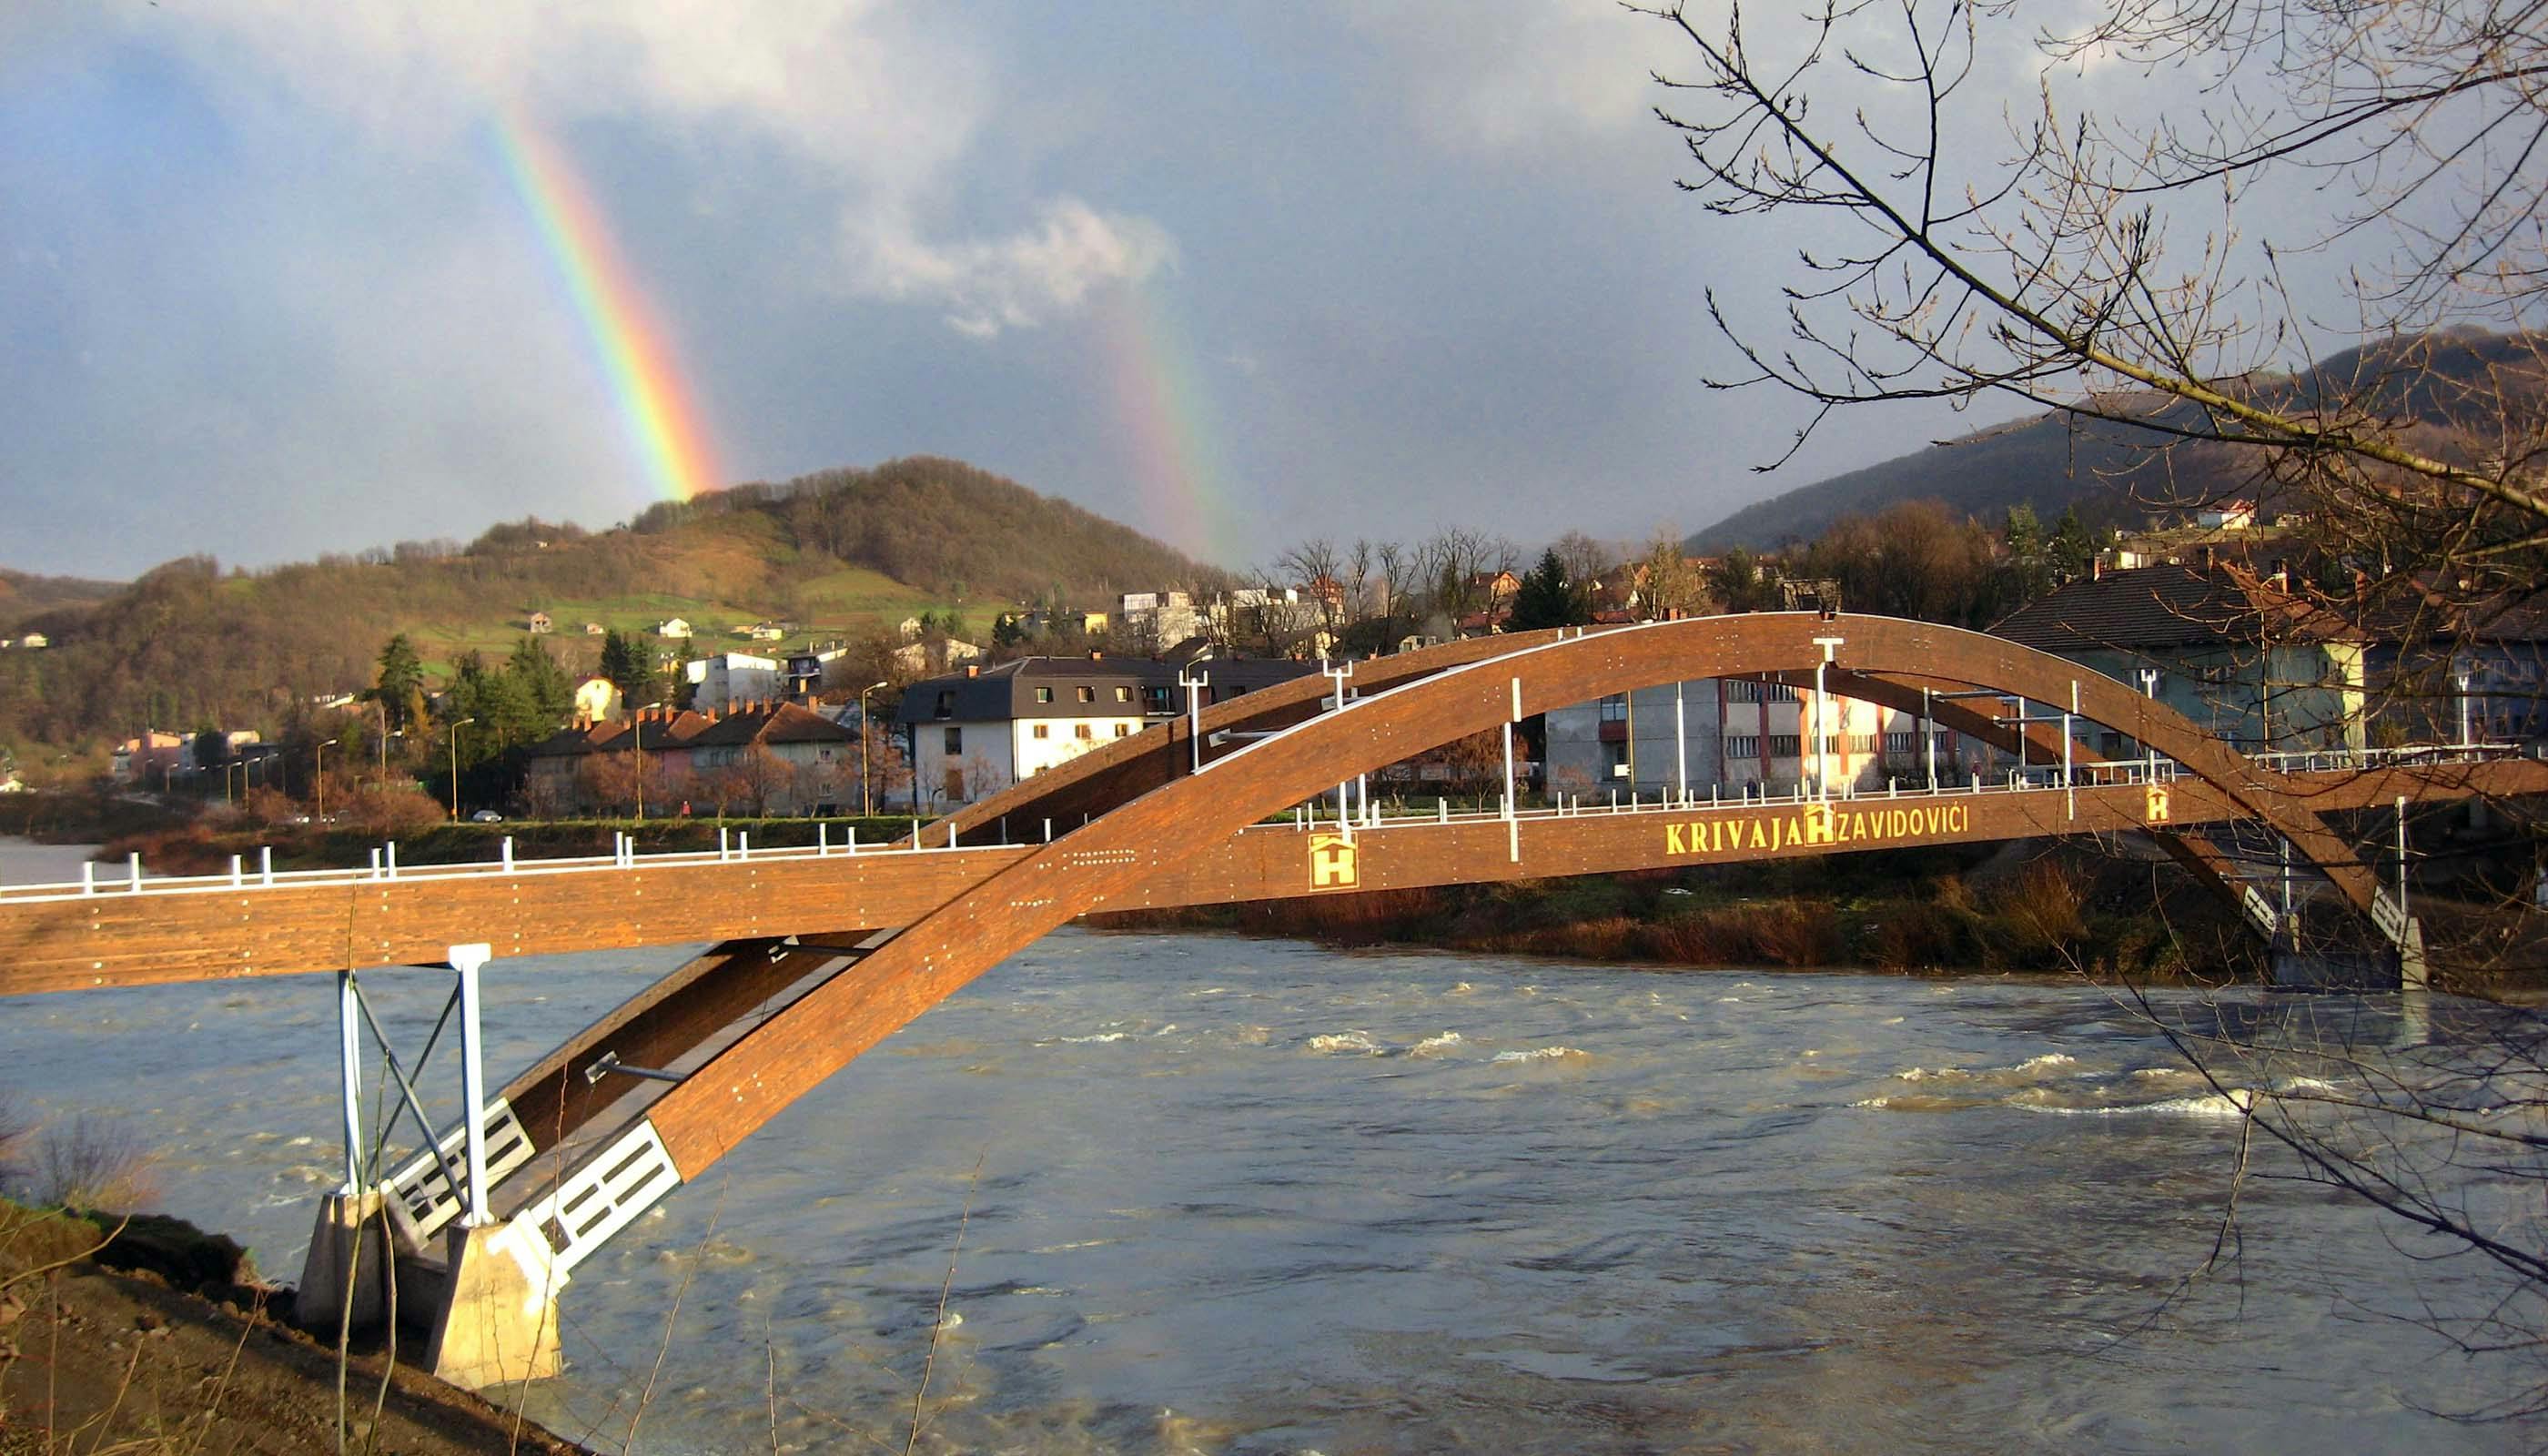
[1883,732,1915,754]
[1768,733,1801,757]
[1036,687,1054,703]
[1144,685,1173,713]
[1076,723,1094,740]
[1077,686,1096,703]
[1726,734,1761,758]
[1851,733,1878,753]
[944,726,962,754]
[1033,723,1050,740]
[934,692,954,720]
[1115,685,1131,702]
[1115,723,1132,737]
[1599,693,1628,722]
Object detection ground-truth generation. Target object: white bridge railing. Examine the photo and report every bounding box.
[0,740,2523,906]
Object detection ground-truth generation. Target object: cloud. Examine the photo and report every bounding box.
[855,198,1173,339]
[77,1,1164,335]
[1336,0,1688,153]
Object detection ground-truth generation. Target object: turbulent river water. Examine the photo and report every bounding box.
[3,838,2543,1453]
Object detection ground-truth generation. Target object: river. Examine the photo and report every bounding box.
[1,837,2540,1452]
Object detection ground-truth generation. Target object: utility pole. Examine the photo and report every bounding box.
[448,718,475,820]
[857,681,888,817]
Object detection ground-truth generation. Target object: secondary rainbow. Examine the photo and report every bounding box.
[491,111,721,503]
[1097,280,1240,565]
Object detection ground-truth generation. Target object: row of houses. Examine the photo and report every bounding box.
[879,562,2547,811]
[1544,561,2546,797]
[521,701,861,816]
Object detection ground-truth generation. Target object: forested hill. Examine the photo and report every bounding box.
[0,456,1220,751]
[0,568,121,627]
[1687,329,2545,550]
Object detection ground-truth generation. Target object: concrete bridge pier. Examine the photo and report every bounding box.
[292,943,566,1390]
[424,1218,562,1389]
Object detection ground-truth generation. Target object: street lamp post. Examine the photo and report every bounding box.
[313,741,329,821]
[857,681,888,817]
[448,718,474,821]
[632,703,663,821]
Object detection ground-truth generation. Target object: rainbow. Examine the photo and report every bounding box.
[491,112,721,503]
[1095,279,1241,565]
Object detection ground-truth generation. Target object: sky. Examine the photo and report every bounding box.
[0,1,2374,581]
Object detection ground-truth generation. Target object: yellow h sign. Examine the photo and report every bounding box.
[2145,784,2170,824]
[1308,832,1360,890]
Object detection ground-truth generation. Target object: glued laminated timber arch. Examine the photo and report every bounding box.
[628,612,2380,1183]
[908,627,1592,847]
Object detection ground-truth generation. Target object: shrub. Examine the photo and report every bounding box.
[1994,857,2091,956]
[7,1114,159,1211]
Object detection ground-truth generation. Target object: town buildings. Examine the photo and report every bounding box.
[685,652,782,713]
[897,654,1320,808]
[1990,561,2368,753]
[520,702,855,816]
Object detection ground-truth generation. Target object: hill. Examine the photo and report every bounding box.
[0,568,122,629]
[0,456,1219,751]
[1687,329,2547,550]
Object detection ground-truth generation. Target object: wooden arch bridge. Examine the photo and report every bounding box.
[3,612,2542,1386]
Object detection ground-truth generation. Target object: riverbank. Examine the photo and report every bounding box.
[1092,841,2245,982]
[0,1198,595,1454]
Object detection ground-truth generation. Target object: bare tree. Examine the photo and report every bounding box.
[1643,0,2548,1411]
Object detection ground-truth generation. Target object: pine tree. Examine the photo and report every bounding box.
[598,629,659,708]
[2048,505,2096,583]
[1510,549,1584,632]
[375,634,425,731]
[505,637,574,729]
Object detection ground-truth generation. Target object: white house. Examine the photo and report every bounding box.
[572,675,623,722]
[896,655,1317,807]
[685,652,782,713]
[657,618,694,640]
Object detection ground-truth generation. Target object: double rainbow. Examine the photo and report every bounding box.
[492,112,721,503]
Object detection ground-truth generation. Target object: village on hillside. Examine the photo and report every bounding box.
[77,497,2544,824]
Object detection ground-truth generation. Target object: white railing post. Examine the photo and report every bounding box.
[449,943,494,1227]
[336,970,364,1193]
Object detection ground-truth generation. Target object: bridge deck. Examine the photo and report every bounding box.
[3,754,2536,996]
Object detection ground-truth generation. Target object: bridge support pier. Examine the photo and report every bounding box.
[294,1189,389,1334]
[2267,918,2427,992]
[423,1218,562,1390]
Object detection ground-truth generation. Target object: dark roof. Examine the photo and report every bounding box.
[896,655,1320,723]
[522,710,712,760]
[685,702,853,748]
[2351,577,2548,646]
[1990,563,2365,655]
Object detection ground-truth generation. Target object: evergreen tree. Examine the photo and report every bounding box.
[1709,546,1774,613]
[598,629,659,708]
[505,636,574,726]
[2048,505,2096,582]
[375,634,425,731]
[1510,549,1585,631]
[1998,505,2055,604]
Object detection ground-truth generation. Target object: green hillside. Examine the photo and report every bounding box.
[0,455,1219,750]
[1688,329,2547,550]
